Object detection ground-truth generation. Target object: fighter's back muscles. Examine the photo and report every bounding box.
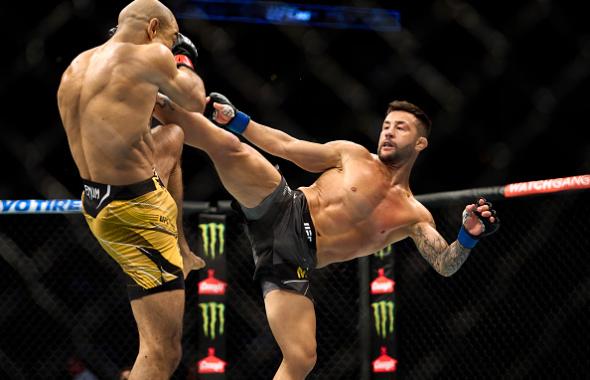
[58,41,204,182]
[57,48,97,179]
[58,44,161,182]
[58,42,204,132]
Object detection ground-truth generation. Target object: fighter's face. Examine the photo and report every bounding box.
[377,111,423,165]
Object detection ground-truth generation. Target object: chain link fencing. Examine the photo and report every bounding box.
[1,188,588,379]
[394,190,589,379]
[0,206,360,380]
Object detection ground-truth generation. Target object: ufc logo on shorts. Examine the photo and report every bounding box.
[303,222,313,242]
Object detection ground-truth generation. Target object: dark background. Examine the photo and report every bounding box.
[1,2,589,379]
[1,0,588,202]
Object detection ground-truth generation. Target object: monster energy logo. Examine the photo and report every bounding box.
[374,245,393,260]
[199,302,225,339]
[199,222,225,258]
[372,301,395,339]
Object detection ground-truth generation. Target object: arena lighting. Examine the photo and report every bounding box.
[176,0,401,31]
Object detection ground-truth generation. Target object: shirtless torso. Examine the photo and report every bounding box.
[57,4,206,377]
[58,29,203,184]
[151,89,500,380]
[301,145,431,267]
[154,95,495,274]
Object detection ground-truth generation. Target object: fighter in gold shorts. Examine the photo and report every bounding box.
[82,172,184,299]
[57,0,205,378]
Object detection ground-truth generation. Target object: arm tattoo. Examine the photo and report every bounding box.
[414,224,471,276]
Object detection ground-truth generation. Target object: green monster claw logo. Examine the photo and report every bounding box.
[199,223,225,259]
[372,300,395,339]
[374,245,393,260]
[199,302,225,339]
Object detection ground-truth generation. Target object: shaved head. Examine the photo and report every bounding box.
[118,0,177,31]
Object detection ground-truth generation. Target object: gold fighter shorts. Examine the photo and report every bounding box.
[81,174,184,300]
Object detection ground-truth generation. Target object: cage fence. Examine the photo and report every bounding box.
[0,179,588,379]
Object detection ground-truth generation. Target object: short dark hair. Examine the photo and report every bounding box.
[386,100,431,137]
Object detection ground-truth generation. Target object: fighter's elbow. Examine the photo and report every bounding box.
[181,76,206,113]
[438,269,455,277]
[436,265,458,277]
[192,94,206,114]
[192,83,206,113]
[185,88,206,113]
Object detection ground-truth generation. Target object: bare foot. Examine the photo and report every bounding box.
[182,250,206,279]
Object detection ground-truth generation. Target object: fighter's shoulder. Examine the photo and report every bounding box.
[409,197,435,226]
[139,43,174,63]
[400,198,435,240]
[100,42,170,65]
[68,47,97,68]
[130,44,176,79]
[326,140,370,156]
[60,48,97,82]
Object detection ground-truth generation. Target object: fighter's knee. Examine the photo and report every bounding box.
[154,124,185,156]
[168,123,185,140]
[144,339,182,370]
[284,342,317,373]
[168,342,182,369]
[303,349,317,372]
[209,132,244,161]
[165,124,185,155]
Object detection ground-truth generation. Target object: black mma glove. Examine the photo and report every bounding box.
[457,197,500,249]
[172,33,198,71]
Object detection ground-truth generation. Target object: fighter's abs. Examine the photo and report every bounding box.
[304,166,416,264]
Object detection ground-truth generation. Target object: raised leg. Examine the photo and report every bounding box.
[154,100,282,208]
[152,124,205,276]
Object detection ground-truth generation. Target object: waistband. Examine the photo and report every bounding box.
[82,175,163,217]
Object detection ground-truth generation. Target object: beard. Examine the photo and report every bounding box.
[378,144,413,166]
